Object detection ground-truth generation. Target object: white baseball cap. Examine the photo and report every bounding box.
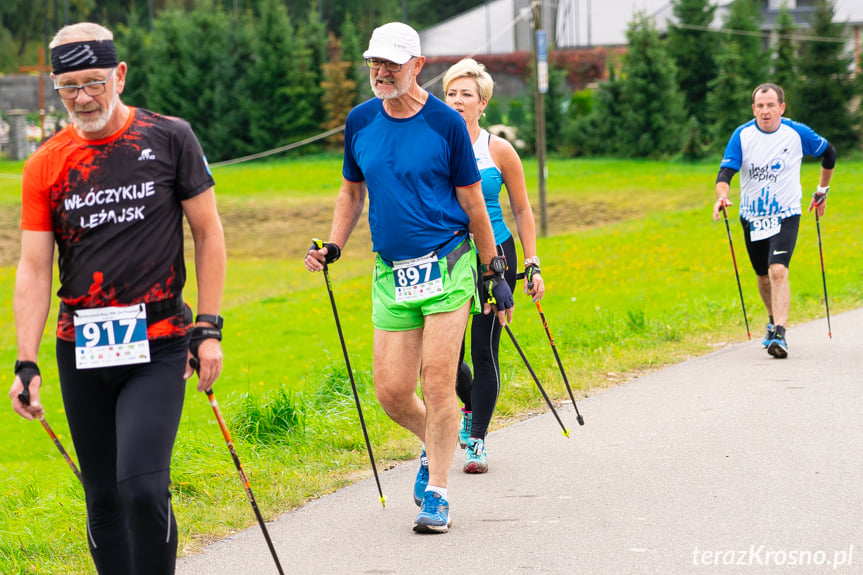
[363,22,421,65]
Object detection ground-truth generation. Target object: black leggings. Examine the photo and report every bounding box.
[457,235,517,440]
[57,336,187,575]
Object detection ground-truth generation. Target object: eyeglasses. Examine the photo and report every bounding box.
[54,67,116,100]
[365,58,408,72]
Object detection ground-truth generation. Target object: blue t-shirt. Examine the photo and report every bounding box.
[720,118,827,222]
[474,129,511,245]
[342,94,481,262]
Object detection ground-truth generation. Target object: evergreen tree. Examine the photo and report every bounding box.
[771,2,798,117]
[321,32,357,149]
[706,40,750,152]
[616,12,686,158]
[296,6,329,138]
[146,2,253,161]
[245,0,302,152]
[796,0,857,152]
[113,10,152,109]
[565,55,625,156]
[722,0,766,90]
[518,62,569,154]
[666,0,718,124]
[339,14,367,106]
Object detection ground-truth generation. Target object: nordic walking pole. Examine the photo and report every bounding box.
[192,361,285,575]
[312,239,387,508]
[533,302,585,426]
[814,209,832,338]
[17,371,83,484]
[721,205,751,340]
[504,325,570,438]
[515,271,584,426]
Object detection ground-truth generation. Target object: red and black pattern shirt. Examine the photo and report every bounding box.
[21,107,215,342]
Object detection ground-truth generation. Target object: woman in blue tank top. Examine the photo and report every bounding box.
[443,58,545,473]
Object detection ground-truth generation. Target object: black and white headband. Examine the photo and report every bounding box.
[51,40,118,74]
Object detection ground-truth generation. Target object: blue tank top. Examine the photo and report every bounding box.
[474,129,511,245]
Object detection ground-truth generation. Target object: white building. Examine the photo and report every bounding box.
[420,0,863,64]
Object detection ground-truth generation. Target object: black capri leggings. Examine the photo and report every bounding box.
[57,336,188,575]
[457,235,518,439]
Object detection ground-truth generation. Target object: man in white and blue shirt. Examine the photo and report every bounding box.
[713,83,836,358]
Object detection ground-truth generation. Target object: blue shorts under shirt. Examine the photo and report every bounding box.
[342,94,481,262]
[720,118,828,222]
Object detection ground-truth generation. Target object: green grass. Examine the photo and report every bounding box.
[1,154,861,573]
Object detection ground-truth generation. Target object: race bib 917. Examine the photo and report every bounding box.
[74,304,151,369]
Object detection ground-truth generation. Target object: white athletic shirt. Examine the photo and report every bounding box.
[720,118,827,222]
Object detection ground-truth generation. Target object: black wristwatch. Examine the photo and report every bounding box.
[481,255,507,275]
[195,314,224,329]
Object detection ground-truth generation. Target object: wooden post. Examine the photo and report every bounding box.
[18,46,53,143]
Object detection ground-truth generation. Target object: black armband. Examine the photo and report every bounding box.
[715,167,738,185]
[820,143,836,170]
[189,326,222,357]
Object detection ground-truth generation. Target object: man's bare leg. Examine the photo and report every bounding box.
[418,301,472,489]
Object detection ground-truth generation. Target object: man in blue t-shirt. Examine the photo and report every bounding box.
[713,83,836,358]
[305,22,513,533]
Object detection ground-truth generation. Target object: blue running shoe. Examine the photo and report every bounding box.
[767,333,788,359]
[463,438,488,474]
[762,323,775,348]
[413,491,451,533]
[458,410,472,449]
[413,450,429,507]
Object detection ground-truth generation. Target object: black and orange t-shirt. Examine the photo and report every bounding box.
[21,107,215,341]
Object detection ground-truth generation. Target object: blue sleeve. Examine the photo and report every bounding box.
[342,108,365,183]
[789,120,828,157]
[449,116,481,188]
[719,125,744,171]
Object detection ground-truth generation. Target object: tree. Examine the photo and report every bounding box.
[245,0,305,152]
[565,55,626,156]
[722,0,766,90]
[706,41,750,151]
[146,1,253,161]
[339,13,367,106]
[113,9,152,109]
[771,1,798,117]
[796,0,857,152]
[320,32,357,149]
[616,12,686,157]
[666,0,718,124]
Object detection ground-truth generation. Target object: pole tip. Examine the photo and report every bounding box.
[379,495,388,508]
[562,428,571,438]
[577,415,585,426]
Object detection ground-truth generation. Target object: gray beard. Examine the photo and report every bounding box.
[70,90,119,134]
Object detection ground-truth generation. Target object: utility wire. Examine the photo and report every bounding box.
[212,1,539,168]
[672,22,847,43]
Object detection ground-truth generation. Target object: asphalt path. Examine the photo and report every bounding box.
[177,310,862,575]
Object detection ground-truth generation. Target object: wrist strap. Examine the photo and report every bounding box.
[15,360,40,375]
[189,326,222,357]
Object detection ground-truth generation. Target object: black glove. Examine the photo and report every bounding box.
[482,274,514,312]
[812,190,827,206]
[311,239,340,265]
[14,360,40,405]
[524,264,541,289]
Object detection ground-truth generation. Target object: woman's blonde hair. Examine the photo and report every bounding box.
[443,58,494,101]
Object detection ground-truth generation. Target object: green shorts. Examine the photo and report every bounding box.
[372,238,481,332]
